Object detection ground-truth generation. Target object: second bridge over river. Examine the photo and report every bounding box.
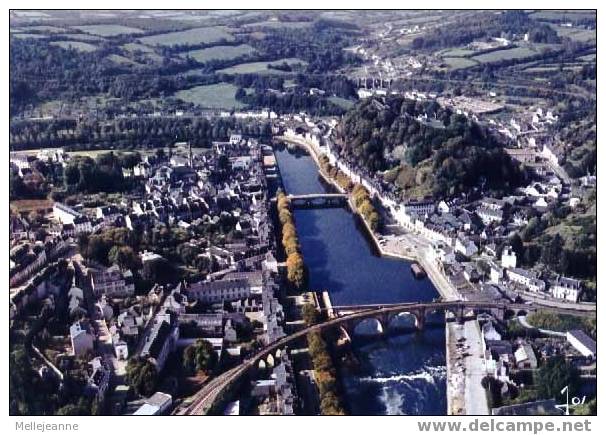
[271,193,349,209]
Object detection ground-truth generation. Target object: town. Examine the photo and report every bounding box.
[9,9,596,418]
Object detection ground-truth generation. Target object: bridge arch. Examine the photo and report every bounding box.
[349,317,384,336]
[386,311,419,331]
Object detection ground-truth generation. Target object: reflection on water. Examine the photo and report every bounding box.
[273,146,446,415]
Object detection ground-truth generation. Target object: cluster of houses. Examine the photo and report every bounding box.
[478,314,595,409]
[9,234,70,290]
[285,119,586,305]
[10,135,300,416]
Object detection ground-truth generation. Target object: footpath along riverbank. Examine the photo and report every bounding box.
[276,134,489,415]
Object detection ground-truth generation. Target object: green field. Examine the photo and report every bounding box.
[12,11,50,18]
[58,33,105,42]
[174,83,246,109]
[72,24,145,37]
[21,25,66,33]
[439,48,476,58]
[551,25,596,42]
[182,44,256,62]
[524,65,582,73]
[122,42,155,53]
[11,33,47,40]
[139,26,235,47]
[49,41,98,52]
[328,96,355,110]
[442,57,478,70]
[242,20,313,29]
[217,58,307,74]
[471,47,539,64]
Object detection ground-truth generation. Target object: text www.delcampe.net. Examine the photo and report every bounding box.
[417,419,592,434]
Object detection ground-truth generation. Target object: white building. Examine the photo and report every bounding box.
[507,268,545,293]
[96,205,121,221]
[551,276,583,302]
[455,237,478,257]
[133,162,151,178]
[403,200,435,216]
[481,321,502,343]
[70,320,95,357]
[501,246,517,269]
[229,134,243,145]
[141,313,179,372]
[133,392,173,415]
[431,242,456,265]
[53,202,82,225]
[187,278,251,304]
[140,250,164,264]
[477,206,503,225]
[514,343,538,369]
[73,216,93,235]
[91,265,135,298]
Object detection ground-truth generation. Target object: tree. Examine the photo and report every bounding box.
[302,303,319,326]
[368,211,380,231]
[286,252,306,289]
[573,398,597,416]
[540,234,564,268]
[321,391,345,415]
[508,233,524,258]
[182,339,217,375]
[536,356,580,400]
[142,257,175,285]
[126,358,158,397]
[358,199,374,218]
[55,401,90,416]
[281,222,297,240]
[217,155,231,172]
[278,208,292,225]
[108,245,140,271]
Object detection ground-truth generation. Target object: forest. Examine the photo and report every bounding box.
[411,10,561,50]
[336,96,527,199]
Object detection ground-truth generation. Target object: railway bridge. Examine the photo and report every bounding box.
[175,299,590,415]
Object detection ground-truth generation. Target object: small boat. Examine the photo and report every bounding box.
[411,262,427,279]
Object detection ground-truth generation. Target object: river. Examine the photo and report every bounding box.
[272,145,447,415]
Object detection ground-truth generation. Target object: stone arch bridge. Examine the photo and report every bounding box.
[176,300,580,415]
[271,193,348,209]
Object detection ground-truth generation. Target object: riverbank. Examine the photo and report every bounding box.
[446,320,490,415]
[273,150,350,415]
[276,135,459,302]
[275,135,479,415]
